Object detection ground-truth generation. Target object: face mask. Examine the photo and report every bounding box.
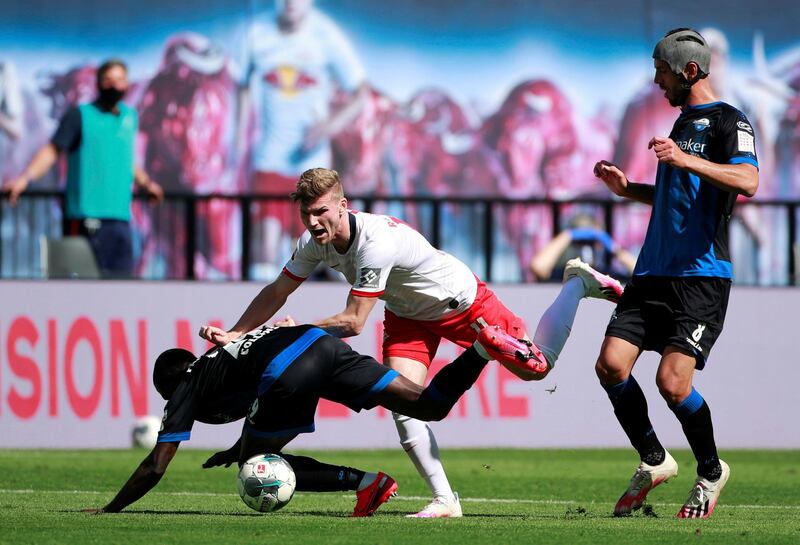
[98,87,126,107]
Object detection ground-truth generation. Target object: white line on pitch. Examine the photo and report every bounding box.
[389,495,800,511]
[1,489,798,511]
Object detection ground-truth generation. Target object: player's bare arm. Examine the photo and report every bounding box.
[593,159,655,205]
[86,441,179,513]
[648,136,759,197]
[199,273,301,345]
[312,292,379,338]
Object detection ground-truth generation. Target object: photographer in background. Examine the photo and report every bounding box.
[530,214,636,282]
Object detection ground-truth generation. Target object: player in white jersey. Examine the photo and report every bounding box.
[200,167,624,517]
[236,0,368,273]
[285,211,479,321]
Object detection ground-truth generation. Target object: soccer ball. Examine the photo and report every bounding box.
[131,415,161,449]
[237,454,296,512]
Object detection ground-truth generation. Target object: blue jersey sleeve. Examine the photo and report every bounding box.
[721,108,758,169]
[157,380,196,443]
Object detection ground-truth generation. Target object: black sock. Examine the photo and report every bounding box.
[423,346,488,402]
[280,454,365,492]
[603,375,665,465]
[670,388,721,481]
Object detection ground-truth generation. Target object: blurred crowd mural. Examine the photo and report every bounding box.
[1,0,799,283]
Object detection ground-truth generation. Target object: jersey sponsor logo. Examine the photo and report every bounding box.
[676,138,707,154]
[693,118,710,132]
[239,326,277,356]
[737,120,753,133]
[224,325,277,358]
[737,130,755,154]
[358,268,381,289]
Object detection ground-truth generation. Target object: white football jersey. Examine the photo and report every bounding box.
[282,212,478,321]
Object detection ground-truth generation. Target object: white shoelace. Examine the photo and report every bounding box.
[685,483,708,506]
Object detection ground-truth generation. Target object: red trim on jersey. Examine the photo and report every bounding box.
[350,288,384,298]
[281,267,307,283]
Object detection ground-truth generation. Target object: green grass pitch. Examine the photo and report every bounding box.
[1,448,798,544]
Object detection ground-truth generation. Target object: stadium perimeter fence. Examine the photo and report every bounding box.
[1,190,798,285]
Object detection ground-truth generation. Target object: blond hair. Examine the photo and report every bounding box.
[291,168,344,204]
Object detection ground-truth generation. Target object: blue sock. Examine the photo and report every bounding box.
[603,375,665,465]
[670,387,721,481]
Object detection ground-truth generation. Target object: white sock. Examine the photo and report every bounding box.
[393,412,454,500]
[532,277,585,367]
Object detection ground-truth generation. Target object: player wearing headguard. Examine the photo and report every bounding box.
[593,28,759,519]
[200,167,623,517]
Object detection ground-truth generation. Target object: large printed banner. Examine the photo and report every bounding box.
[0,281,796,449]
[1,1,800,282]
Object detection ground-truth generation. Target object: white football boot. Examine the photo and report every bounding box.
[677,460,730,519]
[406,492,463,518]
[563,258,624,302]
[614,450,679,516]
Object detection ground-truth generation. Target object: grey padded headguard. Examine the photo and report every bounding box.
[652,28,711,76]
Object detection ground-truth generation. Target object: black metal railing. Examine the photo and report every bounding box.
[1,189,798,285]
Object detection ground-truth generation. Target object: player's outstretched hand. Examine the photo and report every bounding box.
[593,160,629,198]
[273,315,296,327]
[198,325,235,346]
[203,448,238,469]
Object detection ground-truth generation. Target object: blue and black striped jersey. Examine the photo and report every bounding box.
[634,101,758,279]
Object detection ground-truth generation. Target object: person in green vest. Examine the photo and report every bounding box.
[3,59,163,277]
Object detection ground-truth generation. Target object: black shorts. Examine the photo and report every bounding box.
[244,334,398,437]
[605,275,731,369]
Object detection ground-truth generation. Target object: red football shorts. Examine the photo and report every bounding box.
[382,280,527,367]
